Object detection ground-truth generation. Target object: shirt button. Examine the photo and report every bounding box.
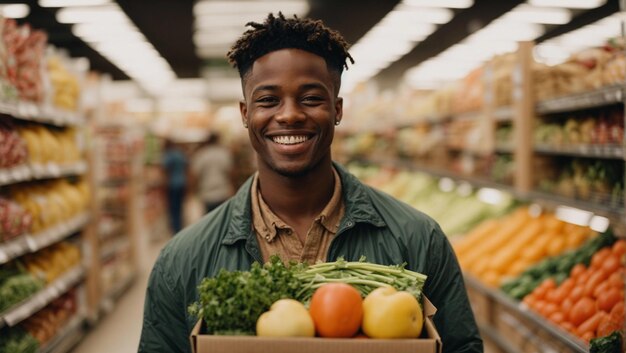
[347,221,353,226]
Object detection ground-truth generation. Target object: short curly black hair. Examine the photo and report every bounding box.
[227,12,354,88]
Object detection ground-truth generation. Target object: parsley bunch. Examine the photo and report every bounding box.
[188,257,300,335]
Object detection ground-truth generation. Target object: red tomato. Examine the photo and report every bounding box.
[308,283,363,338]
[602,254,622,274]
[570,264,586,279]
[591,248,612,270]
[612,240,626,257]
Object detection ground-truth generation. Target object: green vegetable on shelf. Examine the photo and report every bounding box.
[590,331,623,353]
[188,256,427,335]
[0,263,45,313]
[0,327,39,353]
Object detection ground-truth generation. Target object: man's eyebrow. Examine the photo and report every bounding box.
[251,85,278,96]
[300,83,328,91]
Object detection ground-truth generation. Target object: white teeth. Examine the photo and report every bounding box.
[272,135,308,145]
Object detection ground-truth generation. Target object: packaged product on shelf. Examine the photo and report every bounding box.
[20,288,78,346]
[22,241,81,283]
[0,18,18,102]
[0,120,28,168]
[45,51,81,112]
[0,196,32,241]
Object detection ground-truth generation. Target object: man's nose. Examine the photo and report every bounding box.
[275,98,305,124]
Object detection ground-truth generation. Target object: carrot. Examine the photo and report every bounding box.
[576,312,605,339]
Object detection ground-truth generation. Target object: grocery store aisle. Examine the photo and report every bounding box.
[72,237,167,353]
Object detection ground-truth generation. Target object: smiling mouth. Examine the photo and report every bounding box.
[271,135,310,145]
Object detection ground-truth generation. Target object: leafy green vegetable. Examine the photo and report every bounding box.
[189,256,427,335]
[590,331,623,353]
[0,268,44,313]
[0,327,39,353]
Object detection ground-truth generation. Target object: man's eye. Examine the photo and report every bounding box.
[256,97,278,104]
[302,96,323,104]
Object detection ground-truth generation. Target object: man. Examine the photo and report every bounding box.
[139,13,483,353]
[162,138,187,233]
[189,132,234,214]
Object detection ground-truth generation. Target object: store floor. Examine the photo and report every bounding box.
[72,237,167,353]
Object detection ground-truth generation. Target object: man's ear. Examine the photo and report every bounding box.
[239,101,248,128]
[334,97,343,125]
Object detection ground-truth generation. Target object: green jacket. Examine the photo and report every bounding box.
[139,164,483,353]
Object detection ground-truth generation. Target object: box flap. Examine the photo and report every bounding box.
[190,319,202,353]
[423,296,437,318]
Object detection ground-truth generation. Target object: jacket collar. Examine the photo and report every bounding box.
[221,162,386,245]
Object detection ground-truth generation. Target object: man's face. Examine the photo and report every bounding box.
[239,49,343,177]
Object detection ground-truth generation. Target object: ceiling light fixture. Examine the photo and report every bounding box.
[68,4,176,95]
[528,0,606,9]
[403,0,474,8]
[39,0,110,7]
[193,0,309,16]
[503,4,572,24]
[0,4,30,18]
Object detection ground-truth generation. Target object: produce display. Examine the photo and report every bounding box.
[21,288,78,345]
[47,54,81,111]
[521,240,625,343]
[535,107,624,147]
[454,207,598,287]
[0,18,82,110]
[0,197,32,242]
[189,256,427,336]
[349,164,515,236]
[0,120,27,168]
[0,326,38,353]
[534,40,625,100]
[23,241,81,284]
[2,19,46,103]
[8,179,90,233]
[501,231,617,300]
[535,158,624,209]
[18,125,81,166]
[0,263,44,312]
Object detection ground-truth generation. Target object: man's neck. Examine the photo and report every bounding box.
[257,162,335,223]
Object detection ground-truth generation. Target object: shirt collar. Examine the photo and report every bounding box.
[250,167,344,243]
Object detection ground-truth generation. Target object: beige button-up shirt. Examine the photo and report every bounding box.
[251,168,345,264]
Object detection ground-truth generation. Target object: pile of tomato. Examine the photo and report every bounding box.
[522,240,625,343]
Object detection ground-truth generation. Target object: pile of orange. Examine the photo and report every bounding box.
[522,240,625,343]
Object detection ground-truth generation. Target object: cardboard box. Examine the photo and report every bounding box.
[190,297,442,353]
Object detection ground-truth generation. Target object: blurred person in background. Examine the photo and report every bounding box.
[162,138,187,233]
[189,132,234,213]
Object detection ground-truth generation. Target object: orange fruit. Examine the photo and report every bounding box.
[309,283,363,338]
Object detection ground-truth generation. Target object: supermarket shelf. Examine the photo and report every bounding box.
[39,314,86,353]
[494,144,514,154]
[100,236,130,261]
[0,161,88,186]
[451,110,482,121]
[493,106,514,122]
[536,85,625,114]
[534,144,624,160]
[525,190,624,222]
[0,101,83,127]
[477,322,523,353]
[0,266,84,328]
[0,212,90,265]
[465,274,587,353]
